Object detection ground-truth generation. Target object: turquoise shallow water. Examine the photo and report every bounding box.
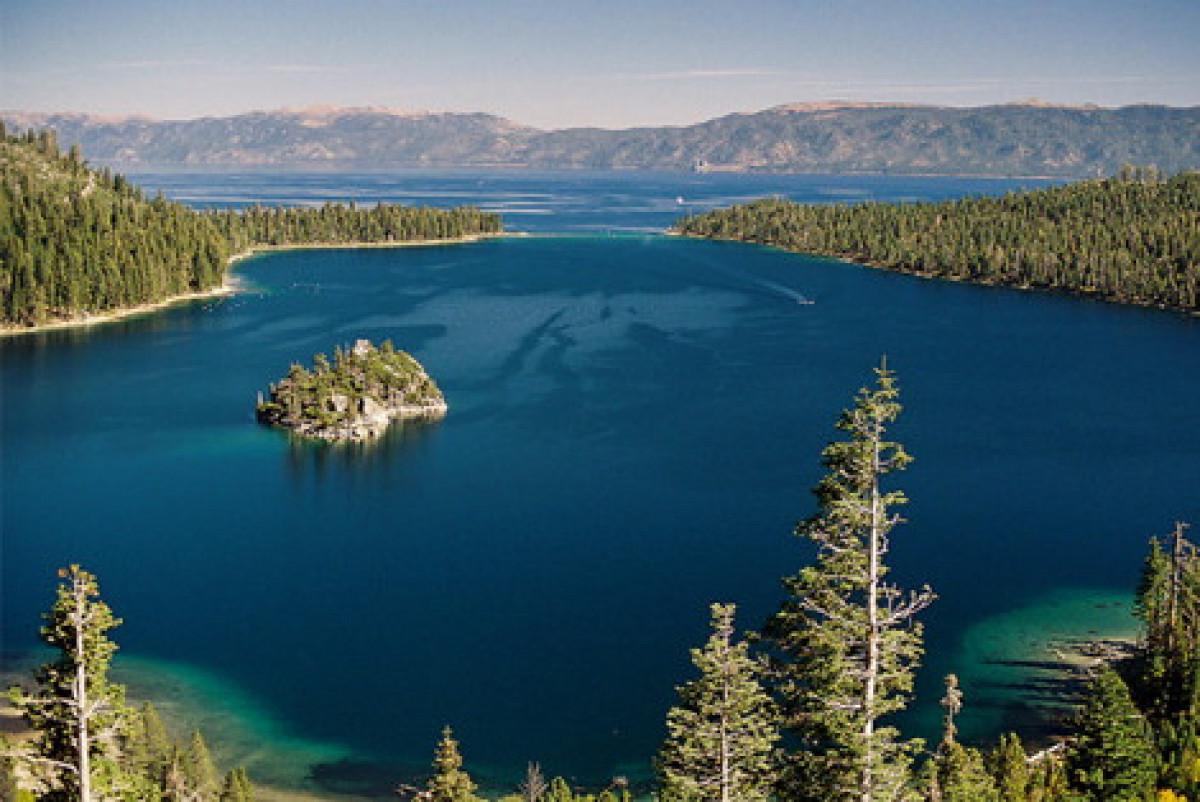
[949,588,1140,741]
[3,172,1199,798]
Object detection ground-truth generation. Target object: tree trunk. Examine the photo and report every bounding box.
[74,578,92,802]
[861,428,883,802]
[720,646,731,802]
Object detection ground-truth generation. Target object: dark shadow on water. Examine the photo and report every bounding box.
[280,419,442,482]
[310,758,411,799]
[308,755,658,801]
[307,757,539,800]
[968,641,1140,748]
[981,658,1080,671]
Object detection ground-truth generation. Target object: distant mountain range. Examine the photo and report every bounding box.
[4,101,1199,177]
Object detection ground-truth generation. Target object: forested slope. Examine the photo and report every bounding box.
[677,168,1200,313]
[0,128,503,329]
[0,128,230,326]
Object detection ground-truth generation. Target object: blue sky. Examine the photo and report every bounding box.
[3,0,1198,128]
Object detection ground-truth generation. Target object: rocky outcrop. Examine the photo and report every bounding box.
[256,339,446,441]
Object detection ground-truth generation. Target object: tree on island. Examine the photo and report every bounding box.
[761,364,935,801]
[257,339,446,441]
[656,603,779,801]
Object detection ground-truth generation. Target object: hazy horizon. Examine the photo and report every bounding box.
[3,0,1199,130]
[4,97,1197,134]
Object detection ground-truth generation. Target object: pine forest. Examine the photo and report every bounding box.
[0,127,502,328]
[676,167,1200,314]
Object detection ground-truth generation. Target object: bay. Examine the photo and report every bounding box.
[3,170,1198,797]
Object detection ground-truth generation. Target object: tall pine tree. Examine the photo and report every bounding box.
[1065,667,1158,800]
[7,566,130,801]
[656,603,779,801]
[219,766,254,801]
[1134,522,1200,726]
[120,701,174,797]
[989,733,1029,802]
[420,726,482,802]
[762,364,934,801]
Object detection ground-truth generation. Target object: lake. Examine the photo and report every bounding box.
[3,170,1198,798]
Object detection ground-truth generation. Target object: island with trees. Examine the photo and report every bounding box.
[255,339,447,441]
[676,167,1200,314]
[0,126,503,331]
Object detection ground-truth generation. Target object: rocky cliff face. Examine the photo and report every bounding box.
[256,339,446,442]
[5,102,1198,177]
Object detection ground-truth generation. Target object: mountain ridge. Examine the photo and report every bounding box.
[4,101,1198,177]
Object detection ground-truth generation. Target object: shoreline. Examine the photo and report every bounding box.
[671,230,1200,319]
[229,231,511,262]
[0,233,508,340]
[0,279,242,339]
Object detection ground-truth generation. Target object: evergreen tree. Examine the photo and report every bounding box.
[543,777,576,801]
[422,726,483,802]
[183,730,220,799]
[989,733,1030,802]
[762,364,935,801]
[6,565,130,801]
[219,766,255,801]
[122,700,173,789]
[924,674,997,801]
[163,745,188,799]
[936,743,997,802]
[1065,667,1158,800]
[1156,717,1200,798]
[1134,522,1200,726]
[519,761,549,801]
[1025,751,1068,802]
[0,749,35,802]
[938,675,963,753]
[531,778,630,802]
[656,603,779,801]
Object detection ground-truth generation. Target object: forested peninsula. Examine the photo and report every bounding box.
[0,127,503,331]
[677,168,1200,314]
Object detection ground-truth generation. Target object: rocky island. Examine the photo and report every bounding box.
[256,339,447,441]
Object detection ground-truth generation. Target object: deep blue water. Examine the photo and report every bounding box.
[3,171,1198,797]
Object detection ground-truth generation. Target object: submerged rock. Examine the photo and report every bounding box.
[256,339,446,441]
